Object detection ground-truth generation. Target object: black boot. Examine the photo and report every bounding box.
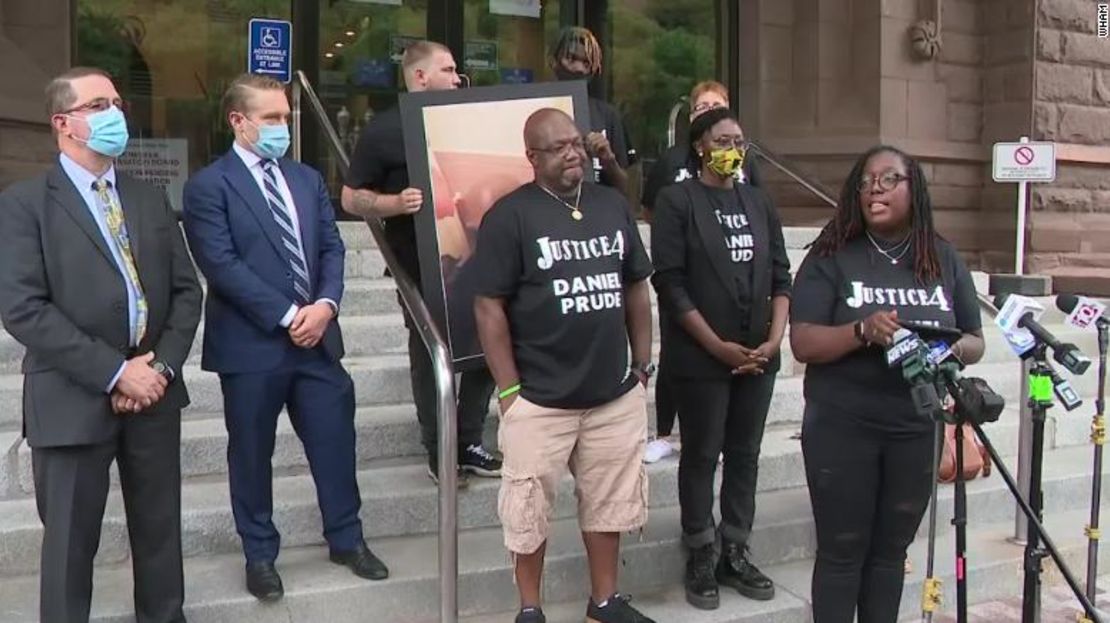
[717,540,774,601]
[684,543,719,610]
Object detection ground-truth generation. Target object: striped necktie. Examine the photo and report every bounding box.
[260,160,311,303]
[92,179,148,345]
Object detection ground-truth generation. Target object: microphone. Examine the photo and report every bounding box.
[1056,293,1109,330]
[995,294,1092,375]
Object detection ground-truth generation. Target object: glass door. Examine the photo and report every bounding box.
[315,0,428,194]
[461,0,561,87]
[603,0,724,165]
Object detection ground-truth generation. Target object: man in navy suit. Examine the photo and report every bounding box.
[182,73,387,602]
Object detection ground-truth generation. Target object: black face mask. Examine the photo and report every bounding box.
[554,65,592,82]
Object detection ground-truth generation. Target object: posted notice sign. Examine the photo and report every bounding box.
[248,18,292,83]
[992,141,1056,182]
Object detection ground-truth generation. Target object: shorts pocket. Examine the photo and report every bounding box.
[498,469,548,555]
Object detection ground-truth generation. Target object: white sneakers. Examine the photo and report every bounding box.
[643,438,677,463]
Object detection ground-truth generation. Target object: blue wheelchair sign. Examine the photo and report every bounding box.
[248,18,292,83]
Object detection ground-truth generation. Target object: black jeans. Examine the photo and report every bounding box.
[655,363,677,437]
[673,371,775,548]
[801,404,934,623]
[407,326,495,455]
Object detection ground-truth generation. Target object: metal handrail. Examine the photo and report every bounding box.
[291,71,460,623]
[745,140,839,208]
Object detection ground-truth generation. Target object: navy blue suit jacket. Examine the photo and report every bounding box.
[182,149,346,374]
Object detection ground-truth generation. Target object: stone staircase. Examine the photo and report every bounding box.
[0,223,1106,623]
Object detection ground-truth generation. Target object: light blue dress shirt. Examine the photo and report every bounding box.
[58,154,139,392]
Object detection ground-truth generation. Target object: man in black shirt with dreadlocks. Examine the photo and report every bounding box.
[550,26,638,203]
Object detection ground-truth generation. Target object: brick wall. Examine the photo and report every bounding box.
[0,0,69,190]
[1026,0,1110,288]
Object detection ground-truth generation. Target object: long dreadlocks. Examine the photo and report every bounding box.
[809,145,943,284]
[551,27,603,76]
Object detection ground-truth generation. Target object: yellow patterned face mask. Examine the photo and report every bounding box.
[707,147,745,178]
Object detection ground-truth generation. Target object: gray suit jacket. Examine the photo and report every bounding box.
[0,161,202,447]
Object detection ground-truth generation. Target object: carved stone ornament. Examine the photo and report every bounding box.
[909,19,941,60]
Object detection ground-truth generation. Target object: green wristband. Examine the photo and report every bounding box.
[498,384,521,400]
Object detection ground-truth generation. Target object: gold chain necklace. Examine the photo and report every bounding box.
[537,183,583,221]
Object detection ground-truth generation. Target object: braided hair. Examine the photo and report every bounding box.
[551,27,603,75]
[810,145,942,284]
[685,107,738,175]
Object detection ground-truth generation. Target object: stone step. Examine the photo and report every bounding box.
[1,344,1102,435]
[0,417,1105,580]
[464,508,1110,623]
[3,362,1098,501]
[0,495,1102,622]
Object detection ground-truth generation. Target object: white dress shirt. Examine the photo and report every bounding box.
[232,142,337,327]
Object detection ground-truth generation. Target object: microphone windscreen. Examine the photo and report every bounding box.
[1055,293,1079,315]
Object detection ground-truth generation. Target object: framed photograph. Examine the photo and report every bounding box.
[400,81,590,369]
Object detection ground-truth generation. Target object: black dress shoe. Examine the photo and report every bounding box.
[329,542,389,580]
[245,562,284,602]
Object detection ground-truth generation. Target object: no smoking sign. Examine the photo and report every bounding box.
[993,141,1056,182]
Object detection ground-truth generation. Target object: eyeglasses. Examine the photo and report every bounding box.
[858,170,909,193]
[709,136,748,150]
[692,101,726,114]
[531,138,586,156]
[62,97,128,115]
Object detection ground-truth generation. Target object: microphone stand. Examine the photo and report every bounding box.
[1080,321,1108,623]
[954,419,969,622]
[921,421,944,623]
[1022,342,1054,623]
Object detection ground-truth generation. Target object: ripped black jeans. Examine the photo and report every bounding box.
[801,404,934,623]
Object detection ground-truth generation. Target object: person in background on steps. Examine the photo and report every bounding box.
[790,145,984,623]
[550,26,638,202]
[340,40,502,487]
[0,66,202,623]
[640,79,764,465]
[650,107,791,611]
[182,73,388,603]
[473,109,657,623]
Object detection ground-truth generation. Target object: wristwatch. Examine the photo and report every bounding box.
[151,360,174,382]
[632,361,657,378]
[853,321,868,345]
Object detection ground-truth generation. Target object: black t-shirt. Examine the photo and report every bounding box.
[344,106,421,282]
[703,185,754,309]
[642,144,762,211]
[471,182,653,409]
[588,98,637,188]
[790,236,982,435]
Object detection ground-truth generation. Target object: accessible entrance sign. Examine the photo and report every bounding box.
[248,18,292,83]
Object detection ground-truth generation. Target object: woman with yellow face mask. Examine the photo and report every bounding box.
[650,107,792,611]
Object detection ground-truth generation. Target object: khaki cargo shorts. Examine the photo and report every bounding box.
[497,383,649,555]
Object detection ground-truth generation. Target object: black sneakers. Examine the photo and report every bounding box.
[586,593,656,623]
[514,606,546,623]
[460,444,502,477]
[717,541,775,601]
[685,543,719,610]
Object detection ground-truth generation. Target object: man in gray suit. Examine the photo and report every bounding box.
[0,67,202,623]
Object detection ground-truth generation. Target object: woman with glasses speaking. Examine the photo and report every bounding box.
[789,146,984,622]
[650,107,792,611]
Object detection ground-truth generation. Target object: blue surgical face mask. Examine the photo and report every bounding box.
[245,118,290,160]
[70,106,130,158]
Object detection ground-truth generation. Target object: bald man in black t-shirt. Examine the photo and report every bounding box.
[473,109,656,623]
